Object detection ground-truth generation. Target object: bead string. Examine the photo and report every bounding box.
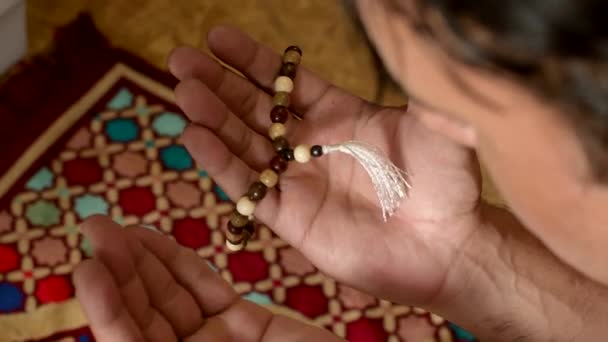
[225,46,324,251]
[225,46,412,250]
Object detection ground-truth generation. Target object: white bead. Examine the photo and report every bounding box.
[268,123,286,140]
[294,144,311,163]
[260,169,279,188]
[226,240,244,251]
[274,76,294,93]
[236,196,255,216]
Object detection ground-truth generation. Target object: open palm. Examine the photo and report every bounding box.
[174,26,483,305]
[75,216,342,341]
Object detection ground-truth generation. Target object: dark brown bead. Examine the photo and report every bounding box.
[272,136,290,153]
[270,155,288,173]
[280,149,294,162]
[270,106,289,123]
[227,221,244,235]
[311,145,323,157]
[240,237,250,249]
[279,63,297,79]
[247,182,267,201]
[230,212,249,228]
[285,45,302,56]
[239,222,255,247]
[243,223,255,237]
[227,222,248,244]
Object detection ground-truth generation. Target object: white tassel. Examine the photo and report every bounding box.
[322,141,411,221]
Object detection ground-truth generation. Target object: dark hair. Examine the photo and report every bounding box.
[394,0,608,179]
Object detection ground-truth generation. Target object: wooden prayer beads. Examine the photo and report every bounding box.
[224,45,304,251]
[311,145,324,157]
[270,106,289,123]
[221,46,410,242]
[270,155,288,174]
[247,182,267,201]
[272,136,290,153]
[293,144,311,163]
[259,169,279,188]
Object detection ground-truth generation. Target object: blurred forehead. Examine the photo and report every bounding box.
[361,3,498,114]
[361,0,535,123]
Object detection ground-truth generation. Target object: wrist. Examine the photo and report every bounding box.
[429,202,607,341]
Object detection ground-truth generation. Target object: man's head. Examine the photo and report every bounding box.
[355,0,608,281]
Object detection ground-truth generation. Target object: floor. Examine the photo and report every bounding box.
[27,0,407,104]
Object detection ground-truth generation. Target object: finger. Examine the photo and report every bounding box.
[181,124,280,220]
[131,227,237,316]
[175,78,275,170]
[124,228,203,337]
[207,26,335,114]
[169,46,275,135]
[74,260,144,342]
[80,216,177,342]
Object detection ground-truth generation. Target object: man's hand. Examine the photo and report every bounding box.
[172,25,482,307]
[74,215,343,341]
[168,26,608,341]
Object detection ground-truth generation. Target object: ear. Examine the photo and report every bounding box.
[411,105,478,147]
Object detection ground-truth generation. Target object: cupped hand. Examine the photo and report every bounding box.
[172,26,484,306]
[74,215,342,341]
